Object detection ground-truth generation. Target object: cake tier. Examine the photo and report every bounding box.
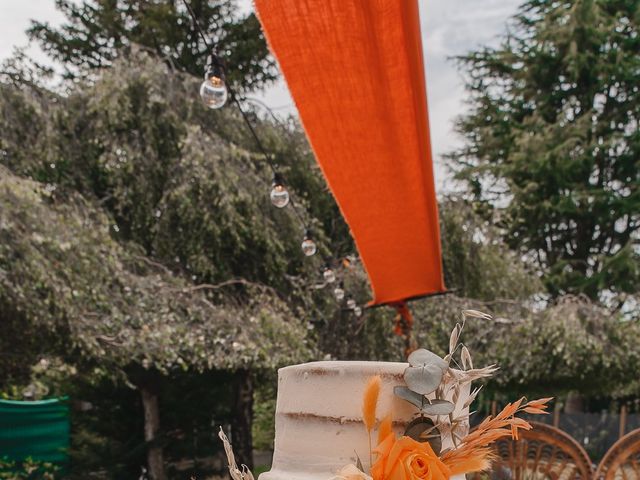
[259,361,469,480]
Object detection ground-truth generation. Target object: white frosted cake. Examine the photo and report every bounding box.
[220,315,550,480]
[259,361,470,480]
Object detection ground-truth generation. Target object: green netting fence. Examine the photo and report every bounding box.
[0,397,69,469]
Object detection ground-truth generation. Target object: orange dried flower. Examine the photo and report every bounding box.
[440,396,550,475]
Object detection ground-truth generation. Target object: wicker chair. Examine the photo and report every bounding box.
[468,421,594,480]
[595,428,640,480]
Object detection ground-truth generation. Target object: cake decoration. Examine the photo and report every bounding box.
[219,310,552,480]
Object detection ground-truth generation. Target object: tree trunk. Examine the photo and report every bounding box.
[140,385,166,480]
[564,391,584,414]
[231,369,254,470]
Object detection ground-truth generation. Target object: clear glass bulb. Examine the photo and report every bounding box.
[333,287,345,301]
[323,268,336,283]
[354,306,363,317]
[270,184,290,208]
[346,298,356,310]
[199,76,227,109]
[301,237,317,256]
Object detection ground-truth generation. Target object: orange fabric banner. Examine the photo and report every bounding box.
[255,0,445,305]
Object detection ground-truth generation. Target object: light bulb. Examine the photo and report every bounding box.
[323,267,336,284]
[200,75,227,109]
[354,306,363,317]
[333,286,345,301]
[200,53,228,109]
[301,231,317,257]
[270,174,290,208]
[346,298,356,310]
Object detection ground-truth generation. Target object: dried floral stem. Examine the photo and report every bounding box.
[218,427,255,480]
[441,397,552,473]
[448,412,458,448]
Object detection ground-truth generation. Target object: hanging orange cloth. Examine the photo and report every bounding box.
[255,0,445,305]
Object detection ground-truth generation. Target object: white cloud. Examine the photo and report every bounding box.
[420,0,521,190]
[0,0,66,66]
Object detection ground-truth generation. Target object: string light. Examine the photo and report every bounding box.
[301,230,317,257]
[199,51,228,109]
[270,173,290,208]
[183,2,311,234]
[182,0,375,310]
[323,266,336,284]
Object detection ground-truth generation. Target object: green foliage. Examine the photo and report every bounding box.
[0,458,58,480]
[28,0,276,91]
[0,65,381,372]
[0,51,349,307]
[413,294,640,397]
[448,0,640,304]
[0,299,61,392]
[491,297,640,394]
[0,166,312,374]
[64,378,146,479]
[439,197,542,301]
[0,359,78,401]
[252,374,277,451]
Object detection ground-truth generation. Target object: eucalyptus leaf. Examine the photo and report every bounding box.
[394,386,426,409]
[407,349,448,370]
[403,364,443,395]
[420,399,455,416]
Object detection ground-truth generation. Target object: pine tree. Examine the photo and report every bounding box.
[449,0,640,304]
[28,0,276,90]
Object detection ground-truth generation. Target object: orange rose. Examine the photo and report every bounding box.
[371,435,451,480]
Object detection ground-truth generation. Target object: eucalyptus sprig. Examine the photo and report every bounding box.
[394,349,454,416]
[394,310,497,448]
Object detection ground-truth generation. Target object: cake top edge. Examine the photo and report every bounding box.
[278,360,409,375]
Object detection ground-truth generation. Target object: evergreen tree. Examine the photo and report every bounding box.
[448,0,640,304]
[28,0,276,90]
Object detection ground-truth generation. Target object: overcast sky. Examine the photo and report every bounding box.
[0,0,521,191]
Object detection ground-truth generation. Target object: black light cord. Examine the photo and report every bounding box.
[229,93,310,229]
[182,0,213,50]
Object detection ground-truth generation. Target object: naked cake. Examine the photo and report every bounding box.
[219,311,551,480]
[260,361,471,480]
